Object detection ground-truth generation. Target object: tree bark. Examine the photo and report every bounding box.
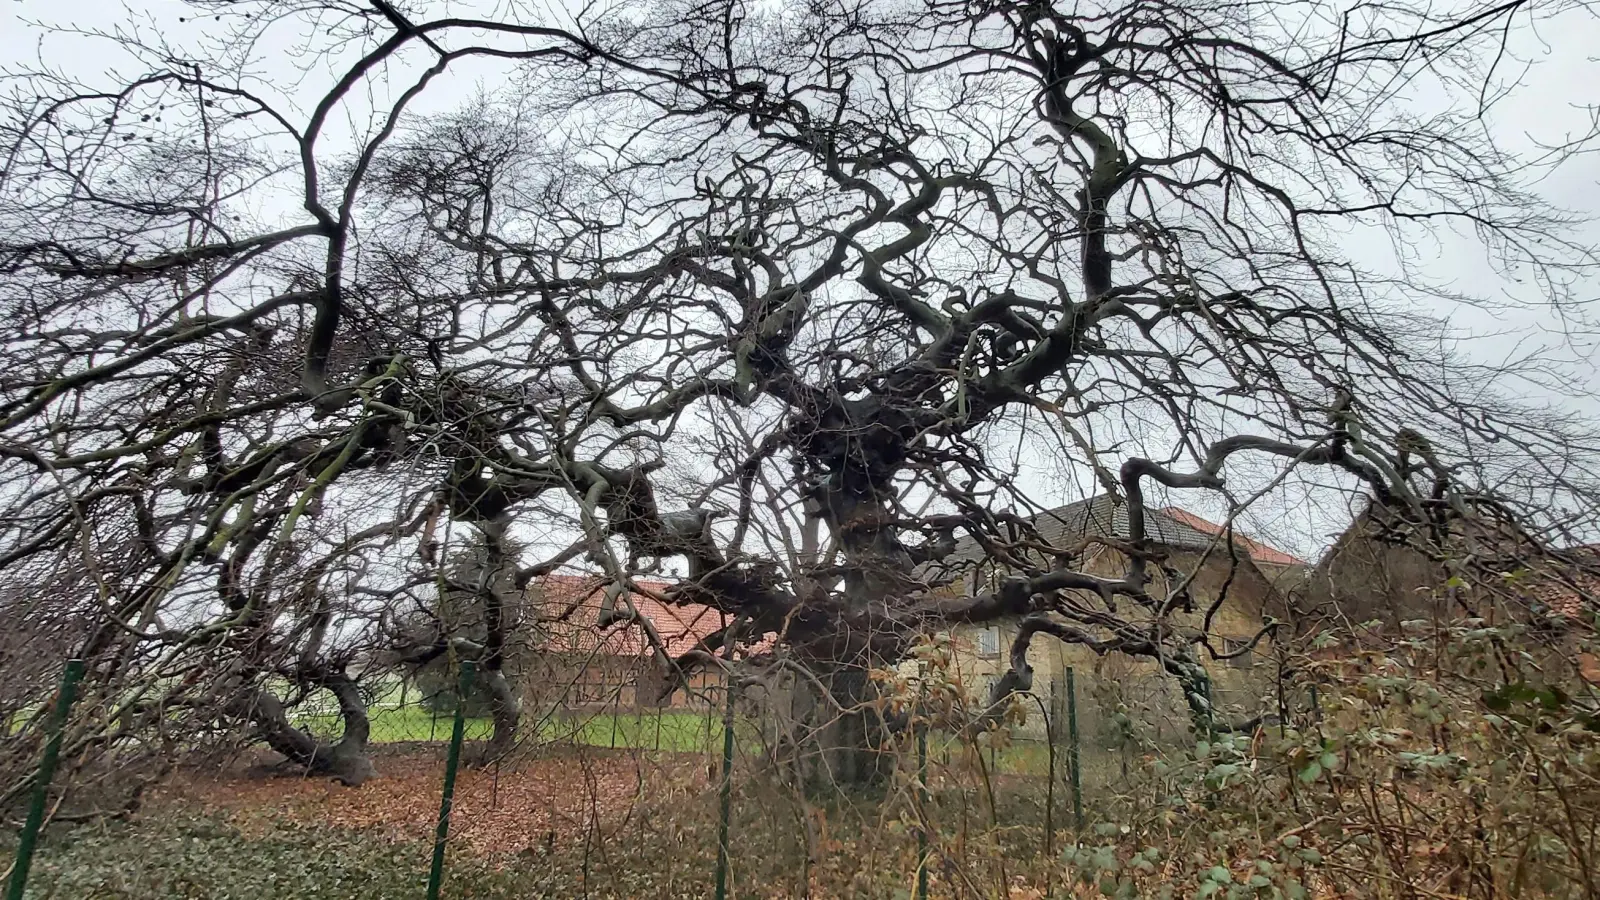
[788,665,897,794]
[236,672,375,786]
[480,666,520,760]
[776,420,921,793]
[475,523,521,763]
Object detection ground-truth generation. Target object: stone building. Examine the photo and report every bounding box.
[938,495,1296,740]
[1301,498,1598,650]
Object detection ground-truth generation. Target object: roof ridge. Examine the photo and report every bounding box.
[940,493,1219,562]
[1159,506,1306,566]
[529,574,768,657]
[538,571,675,590]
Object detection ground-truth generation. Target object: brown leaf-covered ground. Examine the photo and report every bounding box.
[48,746,1278,899]
[158,743,708,858]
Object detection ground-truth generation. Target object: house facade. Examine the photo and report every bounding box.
[937,495,1295,740]
[1162,506,1311,595]
[1303,498,1598,656]
[521,573,736,713]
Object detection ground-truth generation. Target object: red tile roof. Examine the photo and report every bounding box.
[1521,547,1600,621]
[1160,507,1306,567]
[532,573,774,659]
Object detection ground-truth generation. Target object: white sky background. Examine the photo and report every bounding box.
[4,0,1600,570]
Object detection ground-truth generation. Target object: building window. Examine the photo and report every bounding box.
[976,626,1001,658]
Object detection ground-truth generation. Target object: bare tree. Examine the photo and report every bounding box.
[2,0,1598,789]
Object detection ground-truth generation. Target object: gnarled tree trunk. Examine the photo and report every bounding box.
[768,650,908,796]
[236,672,375,786]
[474,522,521,763]
[792,666,896,793]
[480,665,520,761]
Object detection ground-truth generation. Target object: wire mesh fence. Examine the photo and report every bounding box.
[0,649,1301,899]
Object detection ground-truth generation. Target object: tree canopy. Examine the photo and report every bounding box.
[2,0,1598,786]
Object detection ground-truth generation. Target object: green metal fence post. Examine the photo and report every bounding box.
[714,673,737,900]
[1066,666,1084,830]
[609,688,620,749]
[1042,693,1056,894]
[6,657,86,900]
[426,660,475,900]
[917,719,929,900]
[1202,677,1220,810]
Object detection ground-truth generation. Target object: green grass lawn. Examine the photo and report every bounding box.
[293,706,738,753]
[366,705,495,743]
[292,703,1104,777]
[534,709,742,752]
